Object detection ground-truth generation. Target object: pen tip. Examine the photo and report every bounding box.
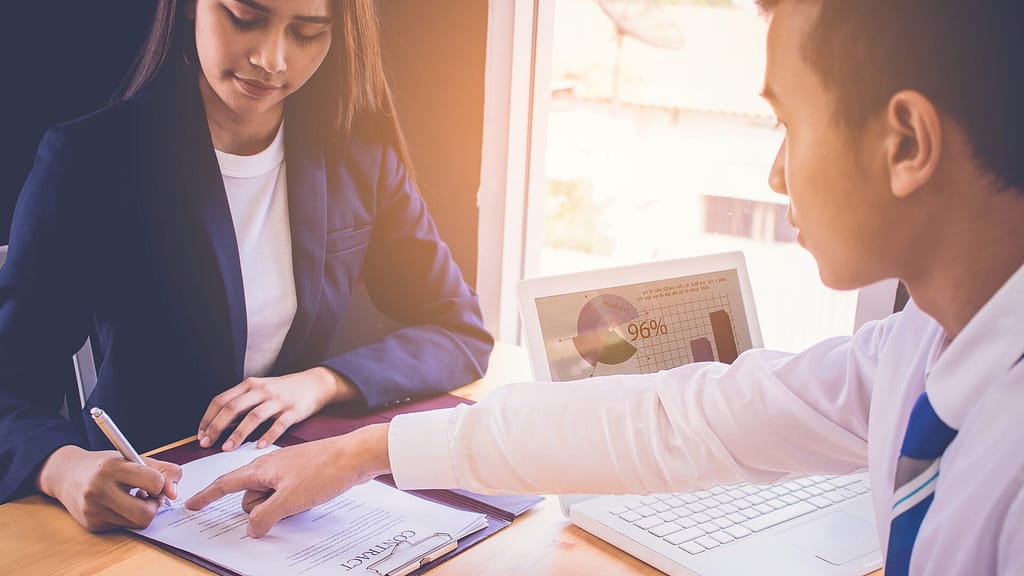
[90,407,102,418]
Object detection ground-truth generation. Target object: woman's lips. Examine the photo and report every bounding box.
[235,75,281,98]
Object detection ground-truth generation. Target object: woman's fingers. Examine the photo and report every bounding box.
[222,401,282,451]
[200,390,264,449]
[198,381,255,446]
[144,457,183,499]
[256,412,297,449]
[105,477,162,528]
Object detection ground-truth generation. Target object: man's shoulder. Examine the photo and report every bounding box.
[851,299,940,361]
[883,300,945,349]
[974,358,1024,425]
[954,359,1024,482]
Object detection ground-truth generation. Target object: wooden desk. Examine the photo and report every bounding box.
[0,343,881,575]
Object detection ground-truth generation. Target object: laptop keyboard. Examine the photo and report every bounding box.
[607,475,870,555]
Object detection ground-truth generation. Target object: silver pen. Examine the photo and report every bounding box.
[90,407,171,507]
[90,407,145,465]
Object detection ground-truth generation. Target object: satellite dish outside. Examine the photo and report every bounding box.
[593,0,687,101]
[595,0,688,51]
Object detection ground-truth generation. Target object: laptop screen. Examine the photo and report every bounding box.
[518,251,763,382]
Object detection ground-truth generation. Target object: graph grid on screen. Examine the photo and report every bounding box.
[534,269,753,382]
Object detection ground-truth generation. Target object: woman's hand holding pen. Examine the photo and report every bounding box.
[186,423,392,538]
[35,446,181,532]
[198,367,360,451]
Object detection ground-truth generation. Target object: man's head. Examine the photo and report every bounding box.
[758,0,1024,290]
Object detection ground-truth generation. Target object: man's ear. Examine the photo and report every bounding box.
[885,90,942,199]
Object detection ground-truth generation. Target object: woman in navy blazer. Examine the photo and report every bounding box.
[0,0,492,529]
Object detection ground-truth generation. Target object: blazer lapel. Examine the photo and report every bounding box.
[273,116,327,372]
[188,132,248,384]
[148,64,247,387]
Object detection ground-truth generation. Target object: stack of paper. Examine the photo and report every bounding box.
[134,443,487,576]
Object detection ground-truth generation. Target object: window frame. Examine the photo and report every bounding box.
[476,0,555,343]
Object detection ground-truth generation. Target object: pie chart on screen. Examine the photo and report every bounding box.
[572,294,639,366]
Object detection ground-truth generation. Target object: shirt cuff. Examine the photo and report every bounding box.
[388,407,460,490]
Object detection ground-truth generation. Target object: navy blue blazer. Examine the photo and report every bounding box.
[0,66,492,502]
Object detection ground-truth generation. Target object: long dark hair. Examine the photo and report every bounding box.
[114,0,415,175]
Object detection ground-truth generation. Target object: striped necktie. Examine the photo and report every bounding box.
[885,392,958,576]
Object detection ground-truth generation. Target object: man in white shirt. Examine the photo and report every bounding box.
[187,0,1024,573]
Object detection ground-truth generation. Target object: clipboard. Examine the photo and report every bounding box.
[367,532,458,576]
[151,393,543,576]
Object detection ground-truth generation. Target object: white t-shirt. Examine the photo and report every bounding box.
[216,123,297,379]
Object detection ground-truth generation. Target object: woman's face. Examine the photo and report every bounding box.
[189,0,332,123]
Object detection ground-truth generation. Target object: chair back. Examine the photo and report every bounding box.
[0,244,97,413]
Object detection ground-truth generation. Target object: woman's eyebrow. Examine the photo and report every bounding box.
[232,0,332,24]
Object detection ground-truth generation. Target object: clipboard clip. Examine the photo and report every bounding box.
[367,532,457,576]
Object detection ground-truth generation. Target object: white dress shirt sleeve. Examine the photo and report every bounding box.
[390,315,900,494]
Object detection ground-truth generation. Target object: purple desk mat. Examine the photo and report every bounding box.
[288,393,475,442]
[157,393,474,464]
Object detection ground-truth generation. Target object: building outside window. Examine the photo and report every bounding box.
[532,0,858,352]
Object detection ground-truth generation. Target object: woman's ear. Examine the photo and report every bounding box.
[183,0,197,21]
[884,90,942,199]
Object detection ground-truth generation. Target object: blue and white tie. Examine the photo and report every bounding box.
[885,392,958,576]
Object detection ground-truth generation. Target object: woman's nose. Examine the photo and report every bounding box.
[251,31,287,75]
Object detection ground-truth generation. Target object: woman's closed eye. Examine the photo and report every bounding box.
[224,7,262,31]
[292,27,328,46]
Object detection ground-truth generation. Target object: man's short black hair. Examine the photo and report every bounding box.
[758,0,1024,193]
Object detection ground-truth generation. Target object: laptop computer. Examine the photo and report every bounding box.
[517,251,883,576]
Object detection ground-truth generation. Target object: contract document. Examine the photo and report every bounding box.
[133,443,488,576]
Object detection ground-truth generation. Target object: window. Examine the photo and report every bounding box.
[478,0,858,352]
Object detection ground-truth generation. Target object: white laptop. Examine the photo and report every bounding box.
[517,251,884,576]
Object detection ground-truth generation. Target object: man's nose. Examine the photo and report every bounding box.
[768,138,787,197]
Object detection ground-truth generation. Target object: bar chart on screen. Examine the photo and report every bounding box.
[536,269,754,381]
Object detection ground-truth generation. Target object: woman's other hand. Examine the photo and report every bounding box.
[197,367,359,451]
